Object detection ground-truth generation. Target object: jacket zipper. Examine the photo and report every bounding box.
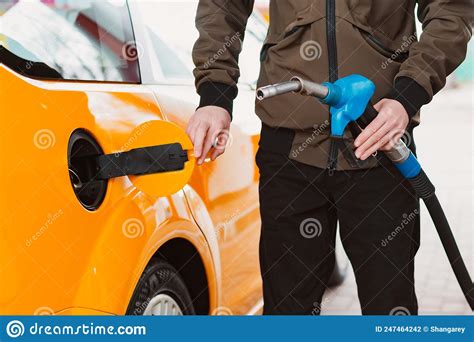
[326,0,338,175]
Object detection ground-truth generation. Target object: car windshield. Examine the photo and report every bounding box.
[0,0,140,83]
[139,0,267,86]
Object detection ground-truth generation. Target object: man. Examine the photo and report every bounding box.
[188,0,472,315]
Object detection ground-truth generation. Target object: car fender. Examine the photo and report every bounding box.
[71,189,221,314]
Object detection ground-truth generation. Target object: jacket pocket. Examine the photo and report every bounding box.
[360,30,409,62]
[260,5,322,63]
[260,26,304,62]
[334,19,403,107]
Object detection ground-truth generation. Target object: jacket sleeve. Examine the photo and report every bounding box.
[192,0,255,119]
[387,0,473,118]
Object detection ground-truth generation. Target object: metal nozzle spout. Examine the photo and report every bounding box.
[256,81,302,100]
[256,77,329,101]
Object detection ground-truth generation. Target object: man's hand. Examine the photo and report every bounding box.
[186,106,231,165]
[354,99,409,161]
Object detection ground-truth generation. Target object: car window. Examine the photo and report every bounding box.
[0,0,140,83]
[146,27,192,80]
[137,0,266,86]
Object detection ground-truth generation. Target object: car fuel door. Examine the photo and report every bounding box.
[68,120,195,204]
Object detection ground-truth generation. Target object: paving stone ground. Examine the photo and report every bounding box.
[321,83,473,315]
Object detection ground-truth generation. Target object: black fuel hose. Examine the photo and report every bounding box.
[358,106,474,310]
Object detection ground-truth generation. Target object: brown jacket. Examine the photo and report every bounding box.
[193,0,472,170]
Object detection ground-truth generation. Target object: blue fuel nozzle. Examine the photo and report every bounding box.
[321,74,376,137]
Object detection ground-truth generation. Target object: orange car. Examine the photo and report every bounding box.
[0,0,346,316]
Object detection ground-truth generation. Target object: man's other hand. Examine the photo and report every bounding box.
[354,99,410,160]
[186,106,231,165]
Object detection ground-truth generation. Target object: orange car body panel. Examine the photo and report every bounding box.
[0,65,262,315]
[156,90,262,315]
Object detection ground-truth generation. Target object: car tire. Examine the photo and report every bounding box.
[126,258,195,315]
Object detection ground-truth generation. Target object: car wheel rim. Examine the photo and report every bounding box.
[143,294,184,316]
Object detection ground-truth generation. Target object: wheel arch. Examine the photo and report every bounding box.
[72,203,221,315]
[141,238,211,315]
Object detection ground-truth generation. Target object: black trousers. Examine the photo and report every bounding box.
[256,148,420,315]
